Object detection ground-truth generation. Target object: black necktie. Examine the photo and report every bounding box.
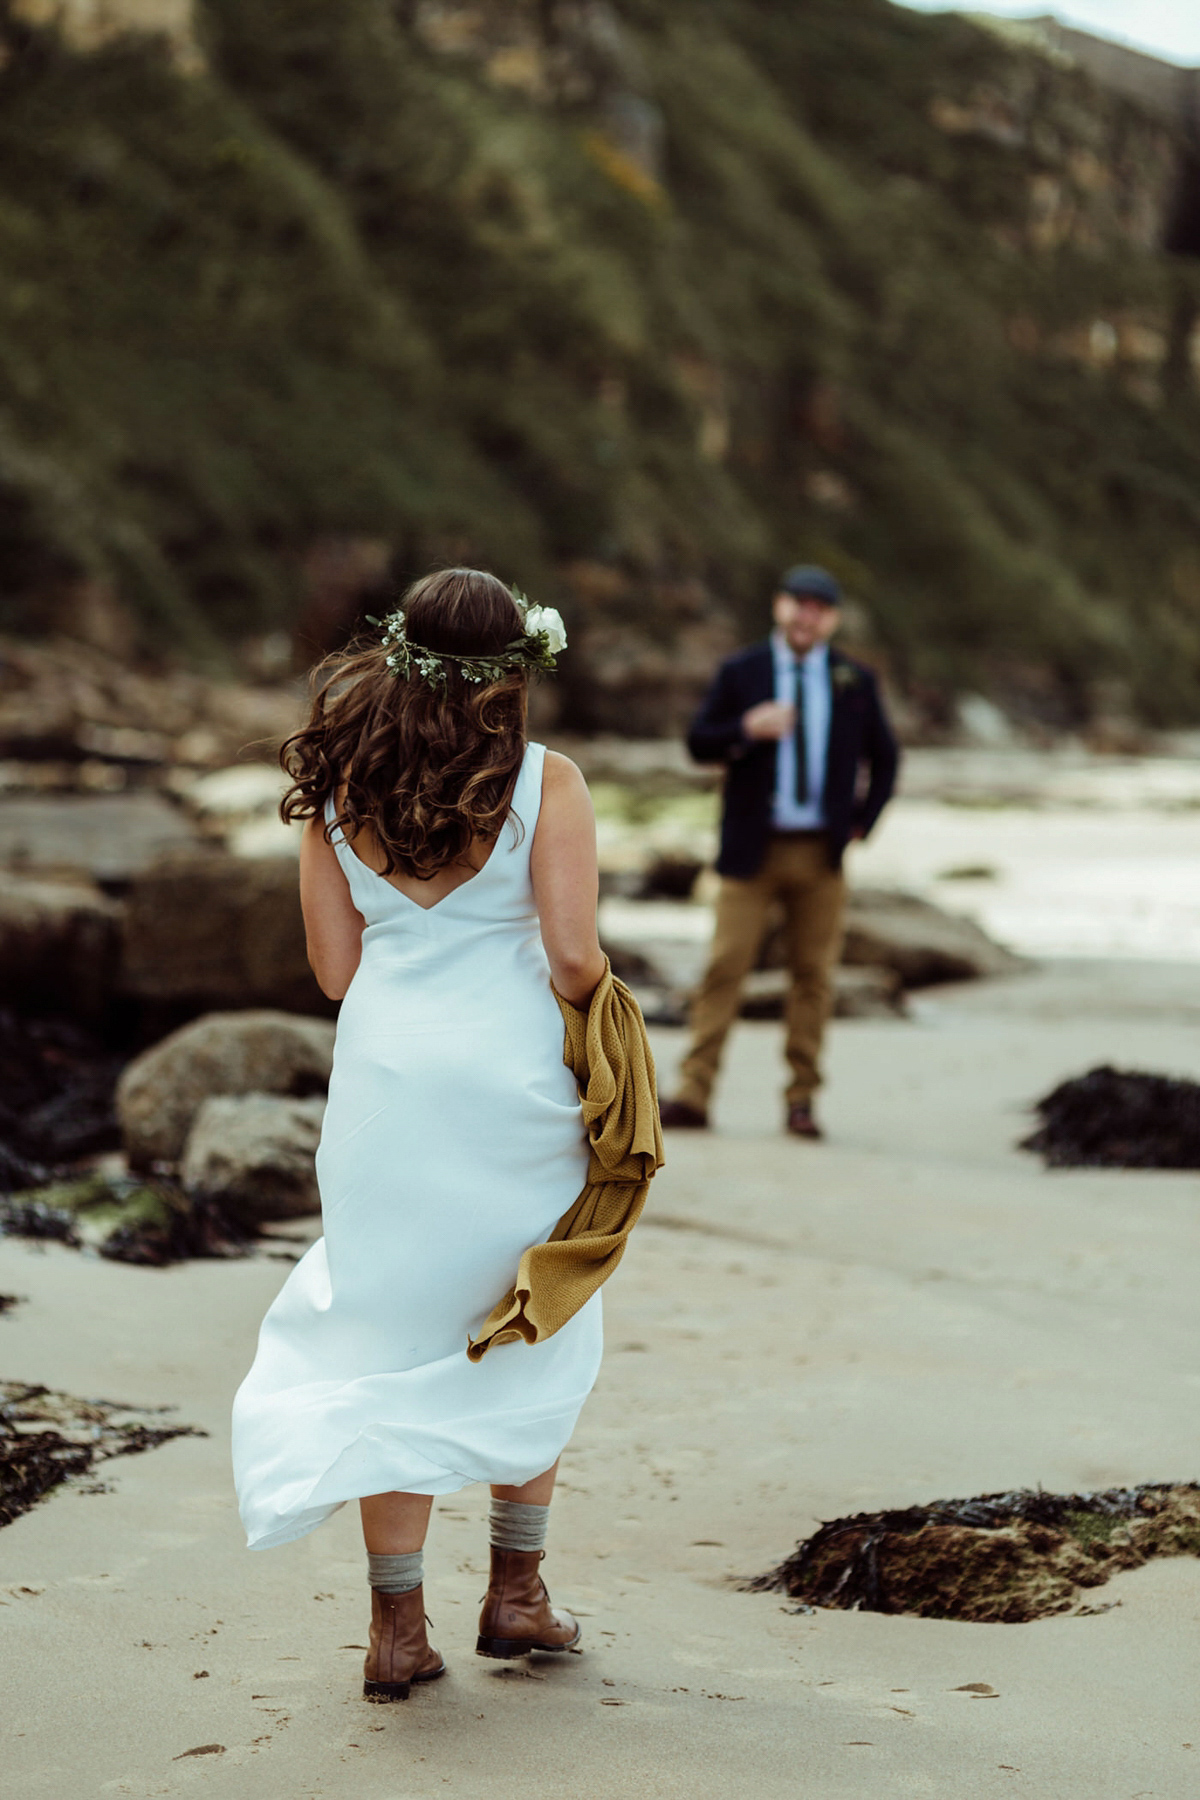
[793,663,808,805]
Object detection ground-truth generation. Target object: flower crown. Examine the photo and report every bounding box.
[371,590,567,690]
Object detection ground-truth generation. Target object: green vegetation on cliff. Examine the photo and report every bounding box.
[2,0,1199,724]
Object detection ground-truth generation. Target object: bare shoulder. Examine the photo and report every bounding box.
[301,812,335,856]
[299,811,347,886]
[532,751,595,860]
[539,750,593,814]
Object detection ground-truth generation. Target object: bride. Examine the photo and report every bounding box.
[232,568,608,1700]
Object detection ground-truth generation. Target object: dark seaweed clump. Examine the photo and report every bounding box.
[0,1009,123,1184]
[0,1193,81,1247]
[750,1484,1200,1623]
[0,1382,206,1528]
[1022,1066,1200,1169]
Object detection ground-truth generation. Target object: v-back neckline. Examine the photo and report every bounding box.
[329,745,533,914]
[344,829,503,913]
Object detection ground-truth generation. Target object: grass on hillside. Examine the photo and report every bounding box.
[1,0,1200,721]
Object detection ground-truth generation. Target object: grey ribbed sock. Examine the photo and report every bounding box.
[490,1499,549,1554]
[367,1550,423,1595]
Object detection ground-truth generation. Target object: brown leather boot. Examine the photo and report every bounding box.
[658,1097,709,1129]
[786,1103,823,1140]
[476,1548,581,1660]
[363,1585,446,1701]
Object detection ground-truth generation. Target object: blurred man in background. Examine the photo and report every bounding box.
[659,566,899,1138]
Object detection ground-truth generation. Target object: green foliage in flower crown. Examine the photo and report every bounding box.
[372,590,559,691]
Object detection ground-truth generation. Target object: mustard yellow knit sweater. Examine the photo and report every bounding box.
[467,961,665,1360]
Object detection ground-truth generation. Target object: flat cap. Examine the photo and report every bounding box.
[778,564,841,606]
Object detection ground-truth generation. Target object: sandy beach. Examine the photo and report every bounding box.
[4,942,1199,1799]
[7,0,1200,1782]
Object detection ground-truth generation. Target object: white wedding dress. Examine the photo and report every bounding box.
[232,742,602,1551]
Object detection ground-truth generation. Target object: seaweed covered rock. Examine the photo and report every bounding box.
[750,1484,1200,1622]
[0,1171,249,1265]
[116,1010,335,1167]
[1023,1065,1200,1168]
[181,1092,325,1223]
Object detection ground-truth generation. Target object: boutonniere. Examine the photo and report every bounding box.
[831,660,861,693]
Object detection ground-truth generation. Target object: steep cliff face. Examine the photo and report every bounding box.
[2,0,1200,728]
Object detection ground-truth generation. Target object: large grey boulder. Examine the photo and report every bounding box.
[116,1009,336,1167]
[842,889,1025,987]
[0,870,121,1020]
[181,1092,326,1223]
[119,852,329,1015]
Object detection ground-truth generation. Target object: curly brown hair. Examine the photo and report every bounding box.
[279,568,530,880]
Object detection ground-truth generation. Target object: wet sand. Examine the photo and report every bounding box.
[2,959,1199,1798]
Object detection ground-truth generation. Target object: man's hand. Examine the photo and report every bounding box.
[742,700,796,741]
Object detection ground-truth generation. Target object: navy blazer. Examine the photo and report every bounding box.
[686,642,899,877]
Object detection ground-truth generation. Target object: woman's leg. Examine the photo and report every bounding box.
[359,1492,444,1701]
[360,1491,433,1554]
[478,1462,579,1659]
[491,1459,558,1507]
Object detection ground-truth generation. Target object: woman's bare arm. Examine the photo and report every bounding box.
[530,751,607,1007]
[298,815,365,1000]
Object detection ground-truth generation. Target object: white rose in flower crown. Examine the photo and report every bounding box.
[522,604,568,654]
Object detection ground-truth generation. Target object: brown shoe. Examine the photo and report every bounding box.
[658,1098,709,1130]
[786,1104,823,1140]
[363,1585,446,1701]
[476,1547,582,1660]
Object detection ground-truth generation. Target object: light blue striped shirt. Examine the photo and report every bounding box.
[771,634,830,830]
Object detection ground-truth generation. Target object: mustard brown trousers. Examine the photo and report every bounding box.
[676,831,845,1114]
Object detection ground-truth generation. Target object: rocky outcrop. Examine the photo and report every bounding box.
[0,793,201,883]
[999,19,1200,135]
[0,870,120,1020]
[116,1009,335,1166]
[842,890,1025,988]
[181,1092,325,1221]
[412,1,663,180]
[606,883,1021,1025]
[930,65,1179,257]
[119,853,325,1016]
[0,635,303,774]
[11,0,202,69]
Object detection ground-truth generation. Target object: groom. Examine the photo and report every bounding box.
[659,565,899,1138]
